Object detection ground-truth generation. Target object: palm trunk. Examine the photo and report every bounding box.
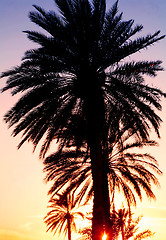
[103,158,113,240]
[90,142,112,240]
[67,216,71,240]
[67,196,71,240]
[90,141,114,240]
[86,85,112,240]
[90,141,105,240]
[121,224,125,240]
[67,217,71,240]
[103,145,115,240]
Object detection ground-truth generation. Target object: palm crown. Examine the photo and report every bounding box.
[44,192,85,240]
[1,0,165,158]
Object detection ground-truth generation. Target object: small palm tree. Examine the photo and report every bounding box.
[113,208,154,240]
[44,192,85,240]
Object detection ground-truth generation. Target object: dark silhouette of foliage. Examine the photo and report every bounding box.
[1,0,165,239]
[43,131,162,207]
[112,208,155,240]
[43,129,162,240]
[77,208,154,240]
[134,230,154,240]
[1,1,165,155]
[44,191,85,240]
[78,227,92,240]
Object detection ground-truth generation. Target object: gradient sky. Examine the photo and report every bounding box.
[0,0,166,240]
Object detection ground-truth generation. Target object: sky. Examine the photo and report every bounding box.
[0,0,166,240]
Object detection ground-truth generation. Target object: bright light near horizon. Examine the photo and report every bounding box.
[102,232,107,240]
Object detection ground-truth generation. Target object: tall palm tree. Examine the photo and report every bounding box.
[1,0,165,239]
[44,191,85,240]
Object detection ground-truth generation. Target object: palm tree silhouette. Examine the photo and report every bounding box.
[1,0,165,239]
[112,208,154,240]
[44,191,85,240]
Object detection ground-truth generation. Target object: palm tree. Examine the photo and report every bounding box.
[113,208,154,240]
[44,191,85,240]
[116,208,133,240]
[1,0,165,239]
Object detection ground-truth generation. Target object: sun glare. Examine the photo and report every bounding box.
[102,232,107,240]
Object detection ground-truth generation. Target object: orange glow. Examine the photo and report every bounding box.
[102,232,107,240]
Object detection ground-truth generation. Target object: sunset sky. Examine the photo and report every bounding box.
[0,0,166,239]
